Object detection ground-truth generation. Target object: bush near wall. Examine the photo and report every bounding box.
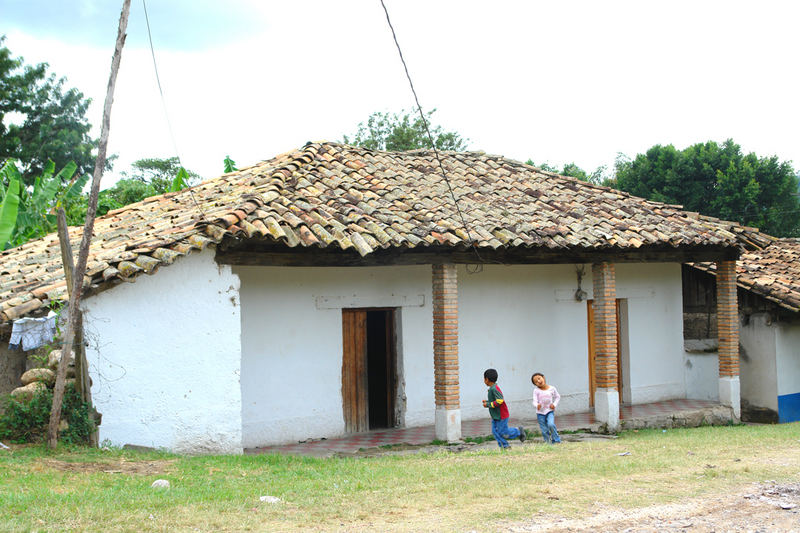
[0,384,93,444]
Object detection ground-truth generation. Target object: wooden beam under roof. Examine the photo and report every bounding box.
[215,241,739,268]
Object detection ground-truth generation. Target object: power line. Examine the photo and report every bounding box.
[141,0,181,163]
[141,0,208,223]
[378,0,484,271]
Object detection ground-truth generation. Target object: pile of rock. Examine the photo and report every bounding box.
[10,349,75,401]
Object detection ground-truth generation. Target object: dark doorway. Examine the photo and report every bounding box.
[342,308,397,432]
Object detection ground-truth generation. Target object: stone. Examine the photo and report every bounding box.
[20,368,55,387]
[10,382,47,402]
[151,479,170,489]
[48,349,74,370]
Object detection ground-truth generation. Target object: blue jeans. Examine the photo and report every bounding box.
[491,418,521,448]
[537,411,561,443]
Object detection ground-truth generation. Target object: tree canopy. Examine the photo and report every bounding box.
[614,139,800,237]
[342,109,468,152]
[0,36,99,185]
[65,157,200,226]
[525,159,610,186]
[121,156,199,195]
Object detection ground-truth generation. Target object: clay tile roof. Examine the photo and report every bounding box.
[691,238,800,313]
[0,141,772,323]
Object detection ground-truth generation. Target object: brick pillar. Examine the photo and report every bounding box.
[716,260,740,418]
[432,263,461,441]
[592,262,620,431]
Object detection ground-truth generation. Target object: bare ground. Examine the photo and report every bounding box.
[503,482,800,533]
[35,457,175,475]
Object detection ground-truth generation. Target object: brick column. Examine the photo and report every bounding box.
[716,260,740,418]
[592,262,620,431]
[432,263,461,441]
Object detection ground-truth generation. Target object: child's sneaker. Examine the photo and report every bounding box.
[518,427,526,442]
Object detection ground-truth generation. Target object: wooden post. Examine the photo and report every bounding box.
[47,0,131,449]
[57,208,97,446]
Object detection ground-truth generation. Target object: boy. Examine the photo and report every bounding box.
[532,372,561,444]
[482,368,525,449]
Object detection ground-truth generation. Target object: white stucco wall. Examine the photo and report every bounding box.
[776,322,800,398]
[684,348,719,401]
[82,250,243,454]
[459,263,687,422]
[236,261,687,448]
[616,263,686,405]
[739,313,778,411]
[235,265,433,448]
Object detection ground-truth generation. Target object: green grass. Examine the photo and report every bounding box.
[1,424,799,532]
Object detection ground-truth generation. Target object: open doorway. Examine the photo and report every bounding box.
[342,308,397,432]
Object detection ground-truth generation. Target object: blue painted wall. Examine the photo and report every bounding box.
[778,392,800,423]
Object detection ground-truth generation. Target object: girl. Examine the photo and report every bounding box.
[532,372,561,444]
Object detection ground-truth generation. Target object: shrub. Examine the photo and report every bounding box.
[0,383,94,444]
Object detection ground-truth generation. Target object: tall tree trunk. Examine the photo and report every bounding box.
[47,0,131,449]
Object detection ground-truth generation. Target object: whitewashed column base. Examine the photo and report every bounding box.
[594,388,620,431]
[435,407,462,442]
[718,376,741,419]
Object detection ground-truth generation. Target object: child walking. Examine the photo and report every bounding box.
[482,368,525,449]
[532,372,561,444]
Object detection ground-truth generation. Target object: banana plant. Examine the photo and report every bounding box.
[223,155,237,173]
[0,160,22,251]
[169,166,190,192]
[0,159,88,250]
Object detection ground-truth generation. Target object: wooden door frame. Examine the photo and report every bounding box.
[341,307,397,433]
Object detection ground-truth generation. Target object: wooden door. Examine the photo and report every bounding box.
[342,309,368,433]
[587,300,622,407]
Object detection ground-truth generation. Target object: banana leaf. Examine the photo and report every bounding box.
[0,161,21,251]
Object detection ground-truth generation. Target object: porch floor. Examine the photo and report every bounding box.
[246,399,722,457]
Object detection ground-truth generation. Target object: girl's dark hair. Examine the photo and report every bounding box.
[484,368,498,382]
[531,372,544,383]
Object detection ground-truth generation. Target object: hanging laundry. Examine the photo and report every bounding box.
[8,311,58,351]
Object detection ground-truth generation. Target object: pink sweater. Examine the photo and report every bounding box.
[533,386,560,415]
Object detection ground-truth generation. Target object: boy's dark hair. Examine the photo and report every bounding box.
[484,368,498,382]
[531,372,544,383]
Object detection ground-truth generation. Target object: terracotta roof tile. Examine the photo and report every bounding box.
[0,141,772,323]
[692,238,800,312]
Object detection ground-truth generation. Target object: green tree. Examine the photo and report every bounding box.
[342,109,468,152]
[66,158,199,226]
[0,36,99,185]
[121,156,199,195]
[614,139,800,237]
[525,159,610,186]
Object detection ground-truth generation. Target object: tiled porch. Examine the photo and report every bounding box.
[246,399,723,457]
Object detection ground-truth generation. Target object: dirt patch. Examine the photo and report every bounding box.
[346,433,614,458]
[37,458,176,475]
[504,482,800,532]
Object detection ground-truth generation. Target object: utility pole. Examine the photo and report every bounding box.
[48,0,132,449]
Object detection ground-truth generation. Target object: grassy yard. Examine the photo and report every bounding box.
[1,423,799,532]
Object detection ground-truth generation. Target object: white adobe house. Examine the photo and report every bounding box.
[0,142,770,453]
[688,239,800,423]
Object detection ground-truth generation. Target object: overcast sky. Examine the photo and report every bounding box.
[2,0,799,184]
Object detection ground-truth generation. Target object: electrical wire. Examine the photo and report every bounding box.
[378,0,484,272]
[142,0,181,163]
[141,0,208,223]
